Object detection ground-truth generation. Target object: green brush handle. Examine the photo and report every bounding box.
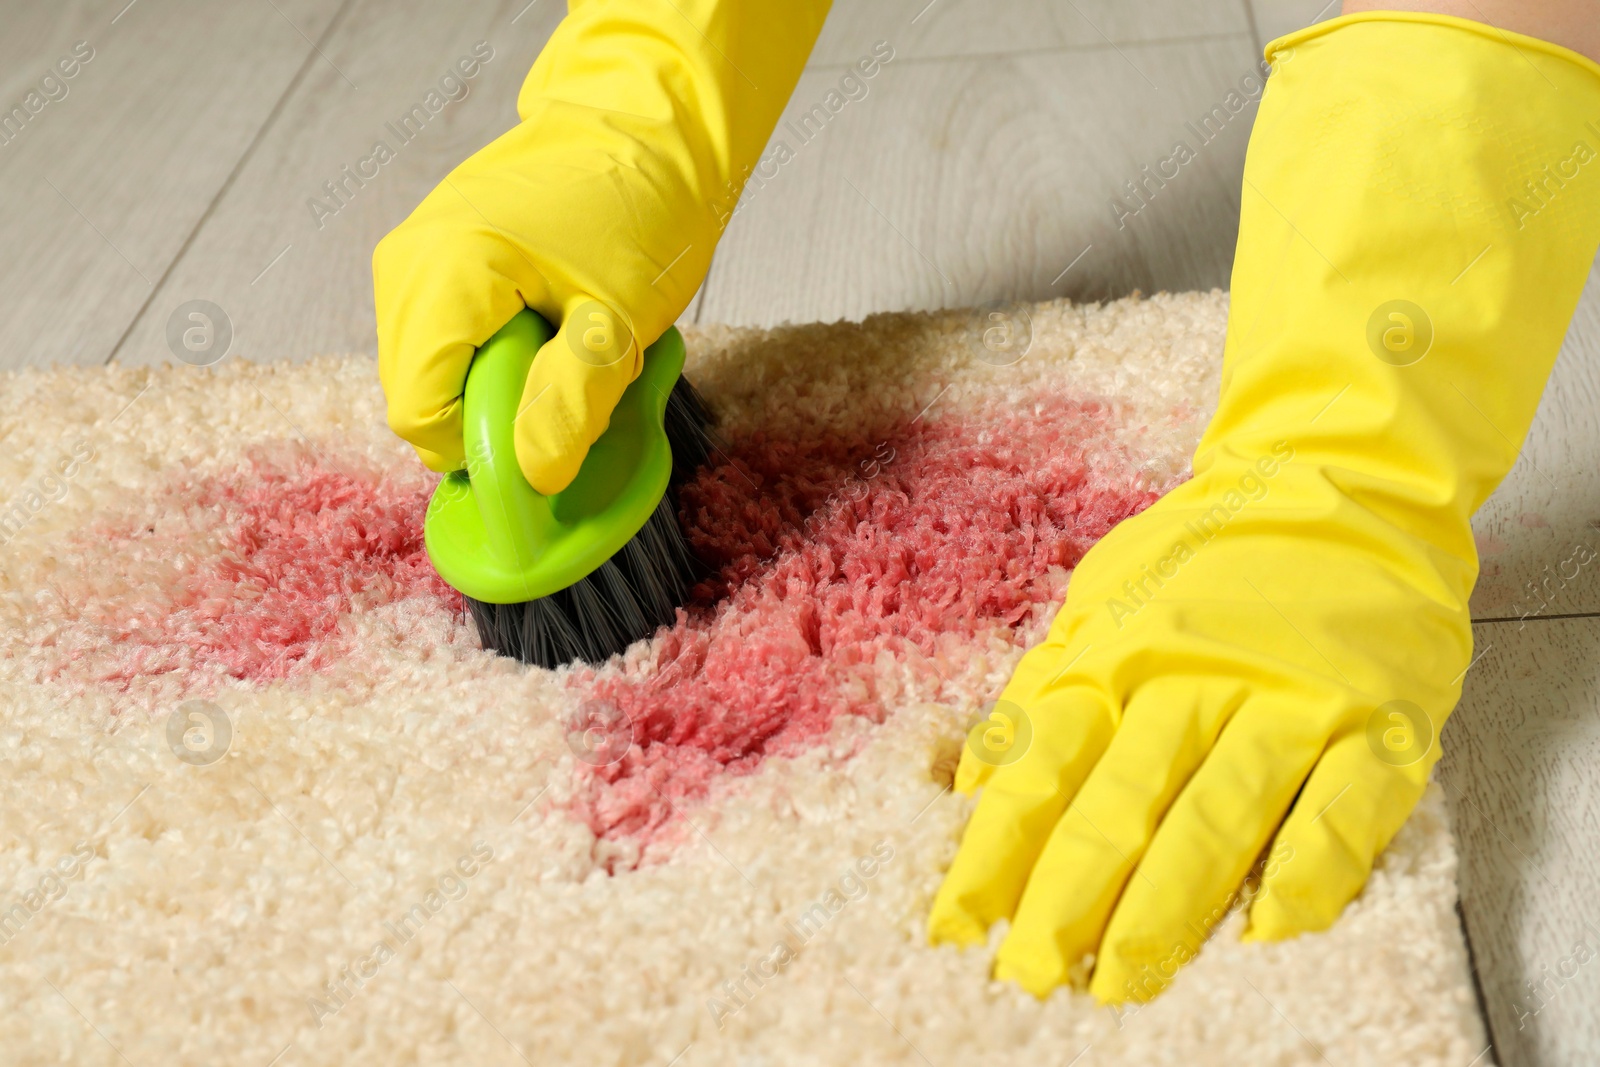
[460,310,559,574]
[424,309,687,604]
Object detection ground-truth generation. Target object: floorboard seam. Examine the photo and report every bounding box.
[101,0,361,367]
[1472,610,1600,625]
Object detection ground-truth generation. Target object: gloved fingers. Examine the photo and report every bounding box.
[373,194,548,474]
[950,711,1004,796]
[928,684,1114,948]
[512,293,645,495]
[954,632,1085,795]
[994,675,1247,996]
[409,442,458,474]
[1087,696,1324,1003]
[1245,721,1433,941]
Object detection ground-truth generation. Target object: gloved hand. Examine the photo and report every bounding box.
[930,12,1600,1002]
[374,0,829,493]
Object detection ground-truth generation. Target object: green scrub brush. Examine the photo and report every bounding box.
[423,309,714,668]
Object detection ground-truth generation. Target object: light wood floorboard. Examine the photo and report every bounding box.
[697,34,1265,326]
[1441,617,1600,1067]
[0,0,344,369]
[109,0,560,369]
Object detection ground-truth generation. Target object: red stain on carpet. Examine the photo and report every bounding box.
[48,402,1162,855]
[58,455,455,689]
[569,398,1162,844]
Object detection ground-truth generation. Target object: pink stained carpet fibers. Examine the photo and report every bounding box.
[53,454,456,691]
[45,401,1162,852]
[570,396,1161,844]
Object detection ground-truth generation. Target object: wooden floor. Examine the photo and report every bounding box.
[4,1,1598,1063]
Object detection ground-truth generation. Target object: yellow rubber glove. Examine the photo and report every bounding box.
[930,12,1600,1003]
[373,0,829,492]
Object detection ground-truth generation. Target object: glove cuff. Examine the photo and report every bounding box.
[1201,11,1600,579]
[1265,10,1600,82]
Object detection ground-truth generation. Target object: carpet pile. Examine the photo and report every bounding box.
[0,291,1487,1065]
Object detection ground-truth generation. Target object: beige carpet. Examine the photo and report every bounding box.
[0,291,1487,1065]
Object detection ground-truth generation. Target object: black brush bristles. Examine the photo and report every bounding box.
[465,375,719,668]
